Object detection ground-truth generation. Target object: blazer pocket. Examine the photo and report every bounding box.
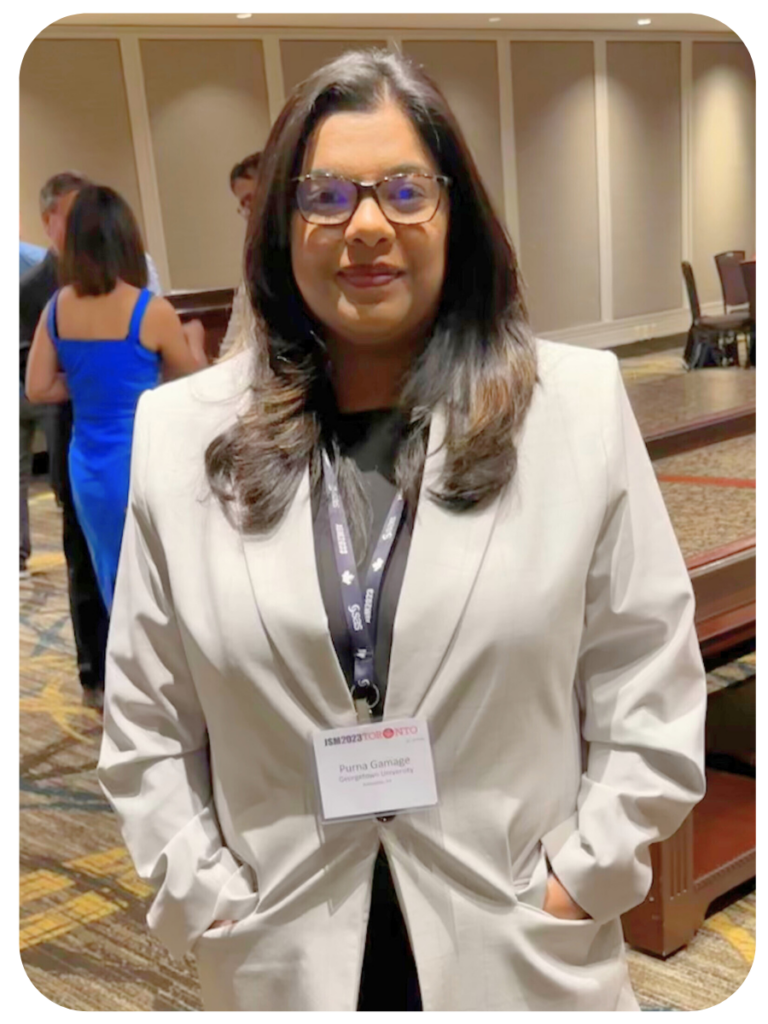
[513,843,550,912]
[514,844,595,925]
[199,861,260,941]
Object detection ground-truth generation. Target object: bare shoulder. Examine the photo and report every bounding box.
[142,295,182,325]
[140,295,182,348]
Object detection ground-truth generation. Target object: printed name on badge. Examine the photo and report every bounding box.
[313,718,438,822]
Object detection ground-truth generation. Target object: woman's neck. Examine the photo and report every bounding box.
[327,337,418,413]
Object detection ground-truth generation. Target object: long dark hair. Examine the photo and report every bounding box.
[59,185,147,296]
[206,48,537,560]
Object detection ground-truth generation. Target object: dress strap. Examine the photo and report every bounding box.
[46,290,61,342]
[125,288,154,341]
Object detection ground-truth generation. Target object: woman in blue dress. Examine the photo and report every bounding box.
[26,185,206,617]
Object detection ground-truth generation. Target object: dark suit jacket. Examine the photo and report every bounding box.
[20,248,58,381]
[19,249,69,496]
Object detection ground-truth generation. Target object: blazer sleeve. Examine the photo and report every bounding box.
[541,354,708,925]
[97,390,257,958]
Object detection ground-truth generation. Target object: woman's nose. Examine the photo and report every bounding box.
[344,195,395,246]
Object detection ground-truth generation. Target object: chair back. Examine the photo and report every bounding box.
[714,250,748,309]
[740,260,756,320]
[682,261,702,322]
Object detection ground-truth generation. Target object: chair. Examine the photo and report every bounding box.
[681,262,751,369]
[740,260,756,366]
[714,251,749,313]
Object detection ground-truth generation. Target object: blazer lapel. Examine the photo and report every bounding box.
[240,468,356,728]
[385,409,503,720]
[239,408,502,726]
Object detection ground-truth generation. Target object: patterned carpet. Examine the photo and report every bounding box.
[19,478,755,1011]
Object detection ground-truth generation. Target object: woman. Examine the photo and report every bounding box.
[26,185,207,615]
[98,50,706,1011]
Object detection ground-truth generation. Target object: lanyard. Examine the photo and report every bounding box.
[321,450,405,724]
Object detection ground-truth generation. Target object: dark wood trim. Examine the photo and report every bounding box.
[645,405,756,460]
[696,604,756,659]
[687,540,755,658]
[622,535,756,957]
[166,287,235,315]
[621,770,755,958]
[686,535,756,572]
[166,289,235,361]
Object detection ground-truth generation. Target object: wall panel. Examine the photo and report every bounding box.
[19,28,755,342]
[691,42,756,305]
[510,42,601,334]
[280,39,387,96]
[20,39,143,250]
[140,39,271,290]
[607,42,682,318]
[402,40,505,221]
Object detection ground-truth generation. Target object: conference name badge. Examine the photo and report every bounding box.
[313,718,438,822]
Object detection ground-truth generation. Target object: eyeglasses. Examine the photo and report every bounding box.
[293,172,451,226]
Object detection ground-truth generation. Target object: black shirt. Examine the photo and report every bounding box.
[311,408,413,709]
[311,408,423,1010]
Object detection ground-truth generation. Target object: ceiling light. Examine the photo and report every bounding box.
[236,13,252,18]
[489,17,501,22]
[637,18,652,25]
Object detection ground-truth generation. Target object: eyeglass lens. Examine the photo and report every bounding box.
[296,175,441,225]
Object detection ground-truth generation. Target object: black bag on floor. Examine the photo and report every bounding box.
[685,332,739,369]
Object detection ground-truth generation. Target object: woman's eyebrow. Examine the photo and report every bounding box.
[306,163,432,178]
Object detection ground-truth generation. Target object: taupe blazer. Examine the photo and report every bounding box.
[98,339,707,1011]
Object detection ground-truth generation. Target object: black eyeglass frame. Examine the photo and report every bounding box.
[292,171,452,226]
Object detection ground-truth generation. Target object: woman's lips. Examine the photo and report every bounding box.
[338,268,403,288]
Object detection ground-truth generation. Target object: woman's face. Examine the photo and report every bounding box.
[290,99,449,355]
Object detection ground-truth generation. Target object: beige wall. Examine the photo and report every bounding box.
[510,42,601,334]
[607,42,682,318]
[281,39,505,230]
[280,39,387,96]
[140,40,271,291]
[691,42,756,305]
[402,41,505,222]
[20,30,755,341]
[20,39,144,249]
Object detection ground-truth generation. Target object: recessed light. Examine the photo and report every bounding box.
[236,13,252,19]
[489,17,501,23]
[637,18,652,25]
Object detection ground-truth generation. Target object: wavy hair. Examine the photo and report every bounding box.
[206,48,537,560]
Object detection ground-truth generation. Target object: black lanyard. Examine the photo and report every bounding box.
[321,450,405,723]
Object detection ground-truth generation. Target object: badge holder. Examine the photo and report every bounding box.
[312,717,439,825]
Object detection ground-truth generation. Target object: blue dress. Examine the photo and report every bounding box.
[49,288,161,611]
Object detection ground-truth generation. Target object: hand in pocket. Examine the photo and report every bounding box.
[543,872,591,920]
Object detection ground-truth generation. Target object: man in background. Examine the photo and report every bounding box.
[19,171,163,707]
[19,220,54,579]
[219,151,261,360]
[19,238,47,277]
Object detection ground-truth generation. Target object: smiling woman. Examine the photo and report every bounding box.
[290,101,450,402]
[98,47,706,1013]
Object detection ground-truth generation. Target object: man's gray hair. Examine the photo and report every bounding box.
[39,171,91,215]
